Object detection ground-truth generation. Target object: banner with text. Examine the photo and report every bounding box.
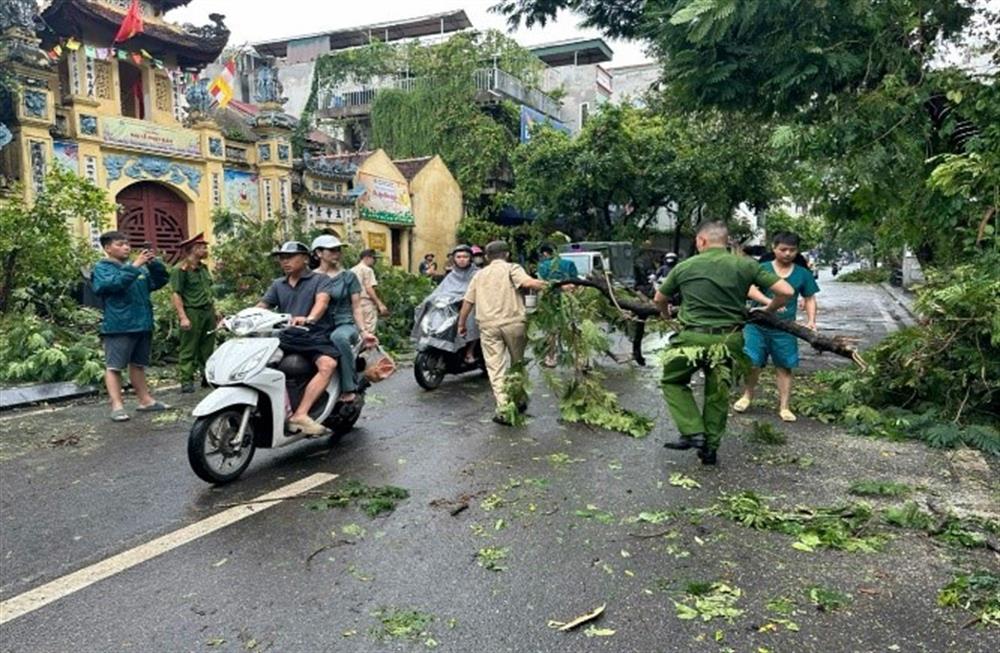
[102,116,201,157]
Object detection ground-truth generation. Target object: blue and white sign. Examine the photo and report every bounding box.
[519,105,570,143]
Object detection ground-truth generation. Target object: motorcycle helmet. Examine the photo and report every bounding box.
[310,234,343,252]
[664,252,678,262]
[451,244,473,256]
[270,241,310,256]
[470,245,483,255]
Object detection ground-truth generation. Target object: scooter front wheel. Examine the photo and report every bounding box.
[188,407,256,484]
[414,351,446,390]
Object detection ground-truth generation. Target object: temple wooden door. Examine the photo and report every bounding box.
[116,182,188,263]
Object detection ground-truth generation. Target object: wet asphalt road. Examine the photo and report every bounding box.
[1,273,996,652]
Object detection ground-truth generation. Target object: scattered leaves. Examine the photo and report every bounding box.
[668,473,701,490]
[476,547,510,572]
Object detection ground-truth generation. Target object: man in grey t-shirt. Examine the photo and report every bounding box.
[257,241,336,436]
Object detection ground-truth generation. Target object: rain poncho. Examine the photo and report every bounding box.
[411,264,480,352]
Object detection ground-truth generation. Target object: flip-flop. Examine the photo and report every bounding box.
[110,409,130,422]
[136,401,170,412]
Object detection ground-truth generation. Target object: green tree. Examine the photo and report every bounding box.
[494,0,999,263]
[512,103,776,245]
[0,168,112,315]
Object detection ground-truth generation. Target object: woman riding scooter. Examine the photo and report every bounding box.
[311,235,377,401]
[411,244,482,389]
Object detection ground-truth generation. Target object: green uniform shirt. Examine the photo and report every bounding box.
[170,264,214,309]
[659,248,780,328]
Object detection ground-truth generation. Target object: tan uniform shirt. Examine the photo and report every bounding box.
[351,263,378,303]
[463,260,532,328]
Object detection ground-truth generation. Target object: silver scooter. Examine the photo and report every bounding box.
[187,307,367,484]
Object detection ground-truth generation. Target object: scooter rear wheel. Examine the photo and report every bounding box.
[414,351,445,390]
[188,408,256,484]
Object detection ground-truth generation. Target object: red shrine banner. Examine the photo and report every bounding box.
[114,0,145,43]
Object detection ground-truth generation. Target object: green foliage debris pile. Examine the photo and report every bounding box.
[309,479,410,517]
[711,491,884,553]
[937,571,1000,627]
[836,268,892,284]
[797,254,1000,456]
[524,286,653,437]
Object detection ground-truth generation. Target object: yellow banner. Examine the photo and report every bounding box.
[102,116,201,157]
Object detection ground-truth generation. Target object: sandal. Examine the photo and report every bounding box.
[136,401,170,412]
[110,408,130,422]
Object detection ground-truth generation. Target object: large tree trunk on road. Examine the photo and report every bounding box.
[553,276,862,364]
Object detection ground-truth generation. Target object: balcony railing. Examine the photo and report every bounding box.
[317,69,562,121]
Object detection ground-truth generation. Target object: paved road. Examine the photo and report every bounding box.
[1,277,994,652]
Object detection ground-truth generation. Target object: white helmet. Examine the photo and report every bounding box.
[310,234,343,252]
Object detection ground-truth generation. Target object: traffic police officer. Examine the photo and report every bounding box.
[458,240,548,425]
[653,222,794,464]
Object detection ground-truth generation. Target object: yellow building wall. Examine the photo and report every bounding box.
[409,156,463,274]
[356,149,412,270]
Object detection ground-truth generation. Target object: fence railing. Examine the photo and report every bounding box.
[317,68,562,120]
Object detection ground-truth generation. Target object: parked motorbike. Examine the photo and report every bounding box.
[412,296,484,390]
[187,308,368,484]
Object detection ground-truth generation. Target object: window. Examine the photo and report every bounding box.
[118,61,145,119]
[579,102,591,127]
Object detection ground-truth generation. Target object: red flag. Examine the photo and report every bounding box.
[113,0,144,43]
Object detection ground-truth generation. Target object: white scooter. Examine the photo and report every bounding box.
[187,307,367,484]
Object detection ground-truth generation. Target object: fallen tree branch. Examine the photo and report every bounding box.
[552,276,864,365]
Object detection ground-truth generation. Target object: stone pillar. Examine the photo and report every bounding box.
[250,61,295,226]
[0,3,57,202]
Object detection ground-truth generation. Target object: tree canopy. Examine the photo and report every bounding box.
[493,0,999,263]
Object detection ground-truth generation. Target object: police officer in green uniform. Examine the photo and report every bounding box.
[170,233,216,393]
[653,222,794,465]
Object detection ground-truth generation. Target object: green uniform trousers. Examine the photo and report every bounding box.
[177,306,216,385]
[660,330,745,451]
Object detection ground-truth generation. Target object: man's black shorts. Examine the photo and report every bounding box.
[103,331,152,370]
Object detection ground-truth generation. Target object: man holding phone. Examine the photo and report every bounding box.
[92,231,171,421]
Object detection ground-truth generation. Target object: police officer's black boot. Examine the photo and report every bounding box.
[696,440,718,466]
[664,433,704,450]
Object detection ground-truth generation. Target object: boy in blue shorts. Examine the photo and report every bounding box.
[734,232,819,422]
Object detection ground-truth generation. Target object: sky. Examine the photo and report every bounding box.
[168,0,654,68]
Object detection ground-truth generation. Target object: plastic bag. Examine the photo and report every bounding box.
[362,347,396,383]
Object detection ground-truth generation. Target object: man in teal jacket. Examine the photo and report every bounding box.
[92,231,170,421]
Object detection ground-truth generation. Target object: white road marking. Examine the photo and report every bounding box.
[0,472,337,625]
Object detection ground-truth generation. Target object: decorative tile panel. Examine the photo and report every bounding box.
[23,90,46,118]
[257,143,271,162]
[103,153,202,194]
[79,114,98,136]
[208,137,223,157]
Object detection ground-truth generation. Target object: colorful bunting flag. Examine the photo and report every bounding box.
[117,49,127,61]
[130,52,143,65]
[65,37,81,51]
[209,59,236,108]
[84,45,97,58]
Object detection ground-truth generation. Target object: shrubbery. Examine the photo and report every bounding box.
[798,252,1000,455]
[837,267,891,283]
